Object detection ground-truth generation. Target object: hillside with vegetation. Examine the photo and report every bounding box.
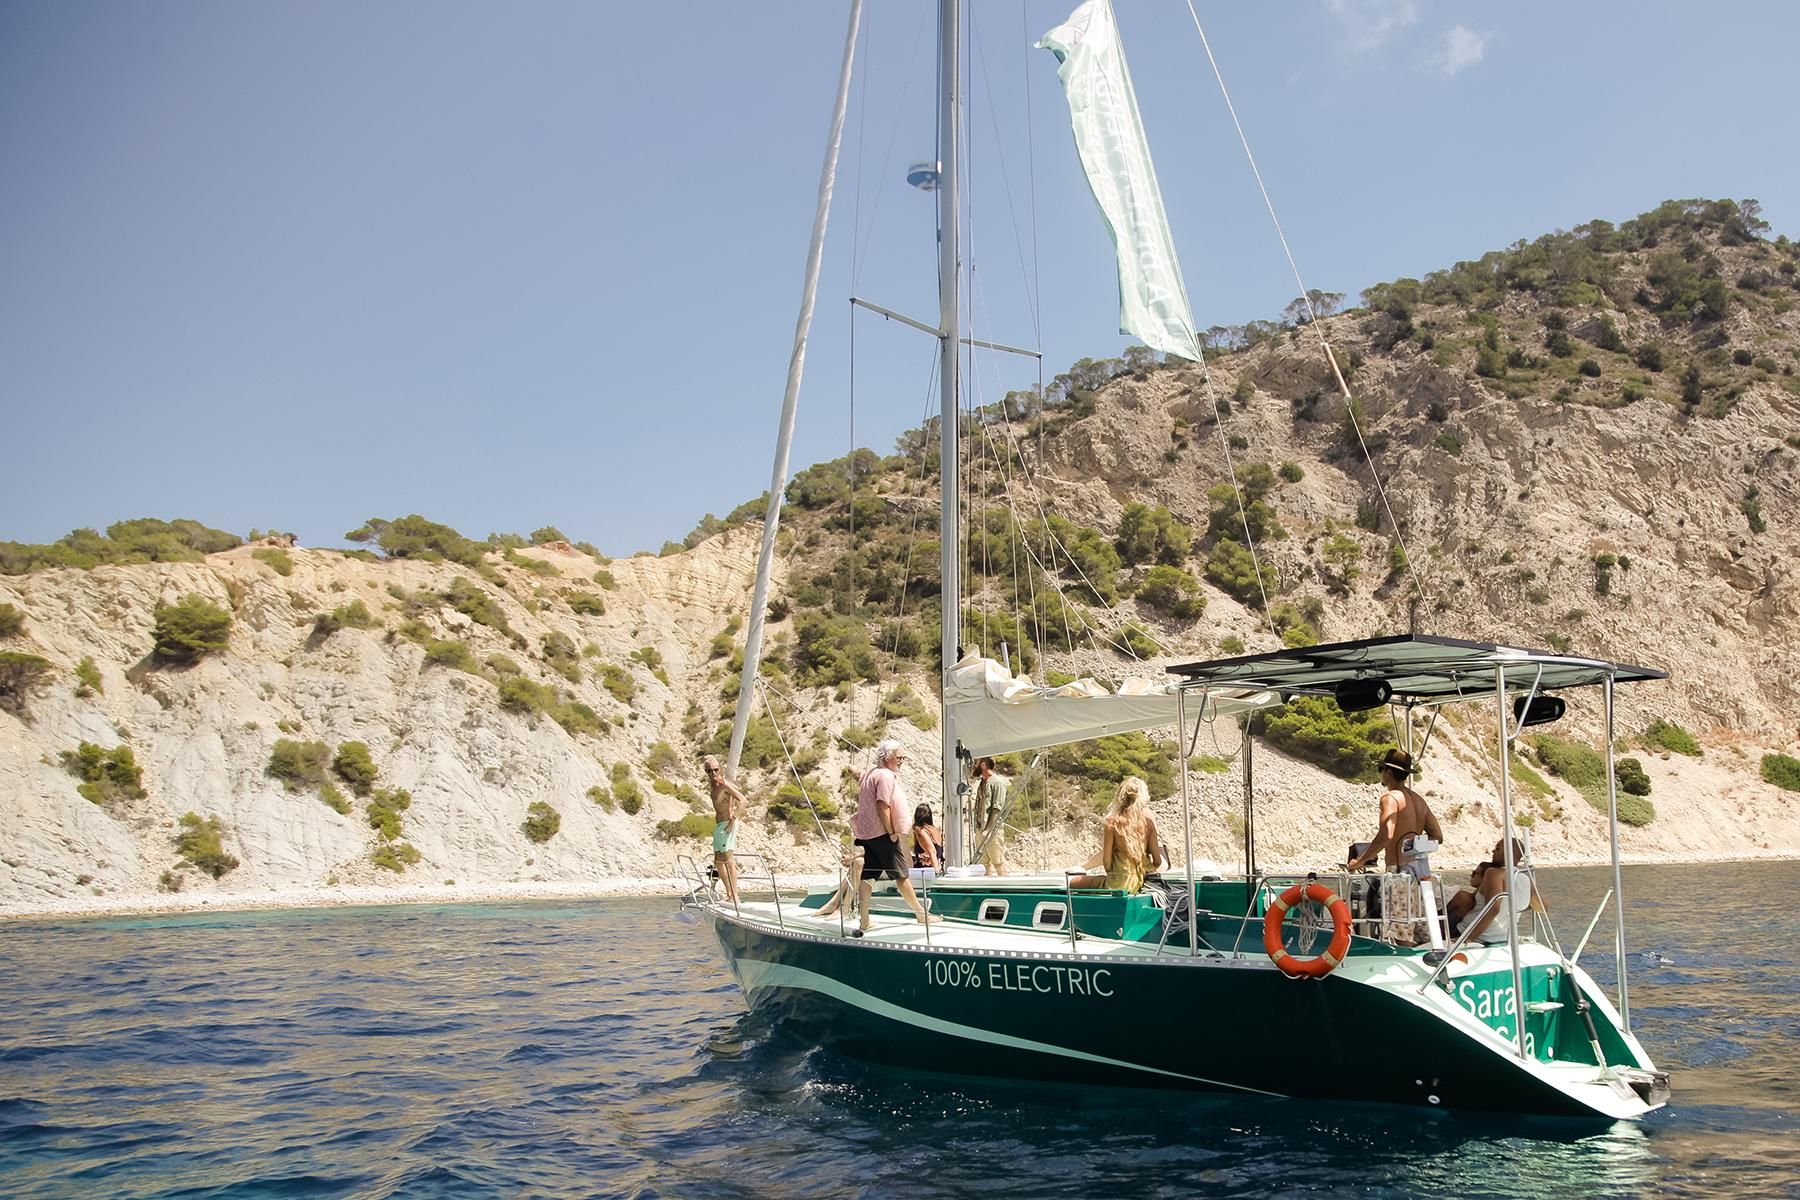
[4,199,1800,911]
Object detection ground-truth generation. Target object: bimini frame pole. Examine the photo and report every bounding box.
[727,0,865,779]
[1604,671,1631,1031]
[1178,688,1196,956]
[1496,666,1527,1061]
[936,0,965,865]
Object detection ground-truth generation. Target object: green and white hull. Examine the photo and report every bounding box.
[701,878,1667,1121]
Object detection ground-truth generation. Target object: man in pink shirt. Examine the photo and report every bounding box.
[852,740,940,932]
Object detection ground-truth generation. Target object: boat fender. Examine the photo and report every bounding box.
[1262,882,1352,979]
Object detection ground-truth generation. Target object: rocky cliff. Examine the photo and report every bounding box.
[4,199,1800,912]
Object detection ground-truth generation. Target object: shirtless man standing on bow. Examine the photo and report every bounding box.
[1346,748,1442,875]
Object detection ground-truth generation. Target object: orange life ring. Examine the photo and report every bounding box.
[1262,882,1352,978]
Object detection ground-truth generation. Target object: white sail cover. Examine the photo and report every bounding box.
[1037,1,1204,364]
[945,652,1276,758]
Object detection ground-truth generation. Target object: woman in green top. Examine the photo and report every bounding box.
[1072,776,1165,892]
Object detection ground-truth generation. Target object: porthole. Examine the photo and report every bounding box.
[1032,902,1067,930]
[979,899,1010,924]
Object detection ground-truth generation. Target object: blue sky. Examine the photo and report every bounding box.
[3,1,1796,556]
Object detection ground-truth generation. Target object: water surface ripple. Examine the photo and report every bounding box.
[1,862,1795,1198]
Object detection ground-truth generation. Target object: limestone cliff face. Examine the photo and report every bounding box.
[0,533,823,905]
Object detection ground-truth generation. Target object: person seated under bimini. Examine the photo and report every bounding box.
[1345,748,1442,879]
[1071,776,1167,892]
[1445,837,1546,944]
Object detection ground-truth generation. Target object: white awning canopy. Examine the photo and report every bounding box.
[946,652,1277,758]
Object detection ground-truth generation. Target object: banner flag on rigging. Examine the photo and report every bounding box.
[1037,0,1204,364]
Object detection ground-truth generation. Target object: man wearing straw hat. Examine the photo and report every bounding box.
[1346,747,1442,877]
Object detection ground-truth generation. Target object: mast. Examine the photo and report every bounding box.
[726,0,863,779]
[937,0,964,865]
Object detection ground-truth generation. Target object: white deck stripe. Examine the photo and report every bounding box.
[734,958,1287,1098]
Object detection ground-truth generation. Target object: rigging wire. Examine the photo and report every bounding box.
[1181,0,1432,611]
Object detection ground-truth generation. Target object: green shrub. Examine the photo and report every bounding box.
[1137,565,1206,619]
[1743,486,1766,535]
[346,514,486,567]
[646,741,681,776]
[176,812,239,878]
[1578,359,1603,378]
[1644,718,1701,757]
[0,603,24,637]
[268,739,330,792]
[423,639,477,673]
[1532,734,1607,790]
[1270,601,1320,648]
[1635,343,1665,372]
[319,781,352,815]
[499,675,554,715]
[1110,621,1160,657]
[332,741,379,795]
[1616,757,1652,796]
[1509,753,1552,800]
[599,663,635,705]
[1260,696,1390,782]
[553,699,601,737]
[371,841,422,872]
[612,763,644,814]
[568,592,606,616]
[522,800,561,843]
[1190,755,1231,774]
[314,598,376,638]
[486,653,521,676]
[587,784,615,811]
[60,741,147,805]
[444,577,513,635]
[151,594,232,664]
[1615,794,1655,826]
[1048,732,1175,803]
[593,569,617,590]
[0,518,241,575]
[656,813,714,841]
[1116,502,1194,566]
[251,547,294,576]
[1204,539,1275,605]
[791,611,878,688]
[1592,553,1617,596]
[1277,462,1304,483]
[504,546,560,577]
[1433,431,1464,456]
[1761,753,1800,792]
[74,655,103,698]
[335,598,375,628]
[367,786,413,840]
[1217,635,1246,656]
[0,651,52,717]
[878,683,938,730]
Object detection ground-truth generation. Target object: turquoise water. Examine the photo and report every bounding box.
[0,862,1795,1198]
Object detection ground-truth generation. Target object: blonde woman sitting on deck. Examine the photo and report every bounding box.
[1071,776,1166,892]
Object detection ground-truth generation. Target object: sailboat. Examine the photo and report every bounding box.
[681,0,1670,1120]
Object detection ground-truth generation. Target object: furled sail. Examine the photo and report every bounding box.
[1037,0,1203,363]
[945,650,1276,759]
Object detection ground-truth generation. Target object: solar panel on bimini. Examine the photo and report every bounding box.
[1164,635,1667,703]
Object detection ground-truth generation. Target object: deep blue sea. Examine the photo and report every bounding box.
[1,862,1796,1199]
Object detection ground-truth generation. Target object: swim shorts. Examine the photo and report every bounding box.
[856,835,904,881]
[713,820,736,853]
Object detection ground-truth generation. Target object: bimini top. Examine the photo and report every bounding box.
[1166,634,1667,703]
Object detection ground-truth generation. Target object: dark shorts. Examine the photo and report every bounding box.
[856,835,904,881]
